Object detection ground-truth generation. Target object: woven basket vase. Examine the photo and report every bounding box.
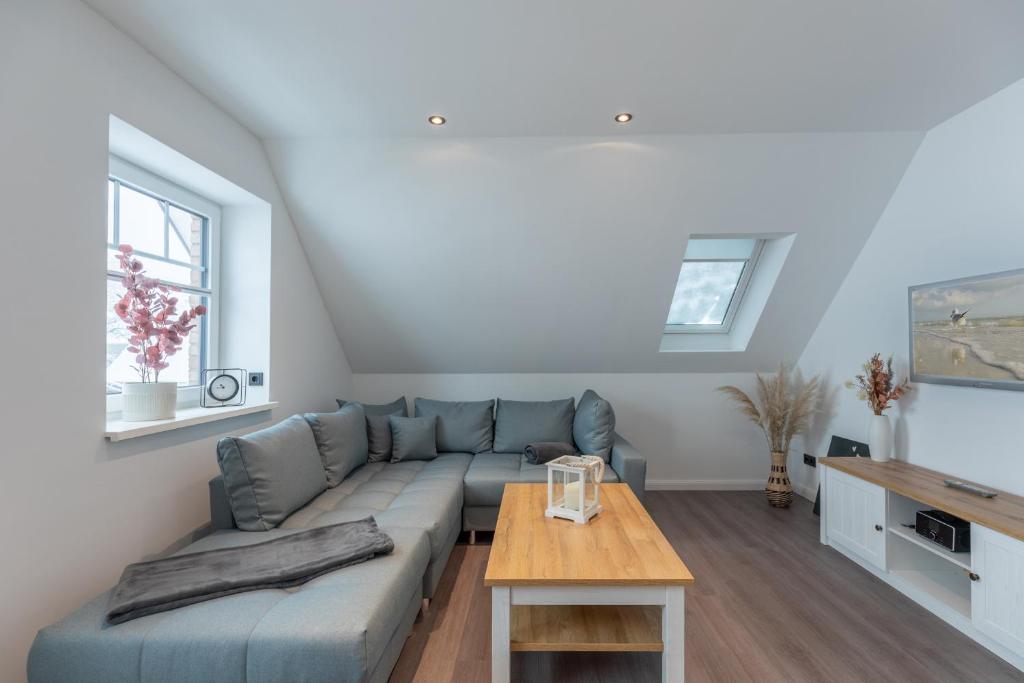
[764,450,794,508]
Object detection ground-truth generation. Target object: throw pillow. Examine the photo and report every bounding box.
[413,398,494,453]
[572,389,616,462]
[493,398,575,453]
[216,415,328,531]
[389,415,438,462]
[303,403,368,486]
[364,406,405,463]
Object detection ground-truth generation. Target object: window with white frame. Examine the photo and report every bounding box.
[664,238,764,334]
[106,157,220,408]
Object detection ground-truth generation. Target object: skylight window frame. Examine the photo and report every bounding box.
[664,239,765,335]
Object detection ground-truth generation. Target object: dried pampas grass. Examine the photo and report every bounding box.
[719,364,821,453]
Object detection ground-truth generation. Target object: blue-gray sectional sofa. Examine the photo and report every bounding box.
[28,392,645,683]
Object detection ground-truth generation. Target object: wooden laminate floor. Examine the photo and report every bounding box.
[390,491,1023,682]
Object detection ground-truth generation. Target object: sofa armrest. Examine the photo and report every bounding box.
[209,475,237,530]
[610,432,646,503]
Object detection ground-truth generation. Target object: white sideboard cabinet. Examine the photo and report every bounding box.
[824,468,887,571]
[971,524,1024,656]
[819,458,1024,673]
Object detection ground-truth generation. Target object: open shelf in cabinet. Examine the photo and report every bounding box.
[886,489,973,619]
[889,568,971,619]
[888,524,971,570]
[887,489,972,570]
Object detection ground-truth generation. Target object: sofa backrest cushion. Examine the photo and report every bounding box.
[216,415,329,531]
[493,398,575,453]
[303,403,368,487]
[572,389,616,462]
[413,398,494,453]
[336,396,408,416]
[389,415,439,462]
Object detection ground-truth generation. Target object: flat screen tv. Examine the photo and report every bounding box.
[909,268,1024,392]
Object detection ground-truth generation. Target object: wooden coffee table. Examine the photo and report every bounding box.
[484,483,694,682]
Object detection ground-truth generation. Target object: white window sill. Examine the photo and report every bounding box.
[105,401,278,442]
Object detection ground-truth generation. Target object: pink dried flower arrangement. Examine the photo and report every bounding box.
[845,353,910,416]
[112,244,207,383]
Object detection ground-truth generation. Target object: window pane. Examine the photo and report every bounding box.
[167,204,204,269]
[106,278,206,392]
[666,261,746,325]
[117,184,165,255]
[106,248,199,288]
[107,180,116,244]
[106,278,131,394]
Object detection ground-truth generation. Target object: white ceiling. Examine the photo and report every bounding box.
[84,0,1024,138]
[266,132,922,372]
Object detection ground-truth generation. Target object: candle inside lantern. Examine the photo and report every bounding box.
[564,480,583,510]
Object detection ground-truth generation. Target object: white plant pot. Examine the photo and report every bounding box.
[868,414,893,463]
[121,382,177,422]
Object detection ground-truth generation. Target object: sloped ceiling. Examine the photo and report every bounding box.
[80,0,1024,372]
[265,133,922,372]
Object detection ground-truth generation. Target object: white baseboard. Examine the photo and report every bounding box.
[645,479,763,491]
[794,483,818,502]
[644,479,820,501]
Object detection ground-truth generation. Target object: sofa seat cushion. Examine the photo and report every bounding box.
[278,453,471,563]
[463,454,522,507]
[27,527,431,683]
[464,453,620,507]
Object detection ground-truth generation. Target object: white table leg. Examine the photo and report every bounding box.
[662,587,685,682]
[492,586,511,683]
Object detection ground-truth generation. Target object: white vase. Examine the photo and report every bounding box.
[121,382,177,421]
[868,414,893,463]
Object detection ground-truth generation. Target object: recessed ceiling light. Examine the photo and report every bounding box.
[428,115,446,126]
[614,112,633,124]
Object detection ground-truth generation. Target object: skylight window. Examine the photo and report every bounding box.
[665,238,763,333]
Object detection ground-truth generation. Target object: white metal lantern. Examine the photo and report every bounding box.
[545,455,605,524]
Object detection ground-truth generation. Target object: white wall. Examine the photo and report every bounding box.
[0,1,352,679]
[353,373,776,488]
[795,79,1024,498]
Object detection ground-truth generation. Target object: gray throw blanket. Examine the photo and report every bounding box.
[524,441,577,465]
[106,517,393,624]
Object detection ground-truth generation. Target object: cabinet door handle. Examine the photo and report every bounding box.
[874,524,883,532]
[968,572,980,582]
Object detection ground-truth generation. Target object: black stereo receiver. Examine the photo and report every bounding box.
[915,509,970,553]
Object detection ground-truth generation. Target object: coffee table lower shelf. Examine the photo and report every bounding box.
[510,605,663,652]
